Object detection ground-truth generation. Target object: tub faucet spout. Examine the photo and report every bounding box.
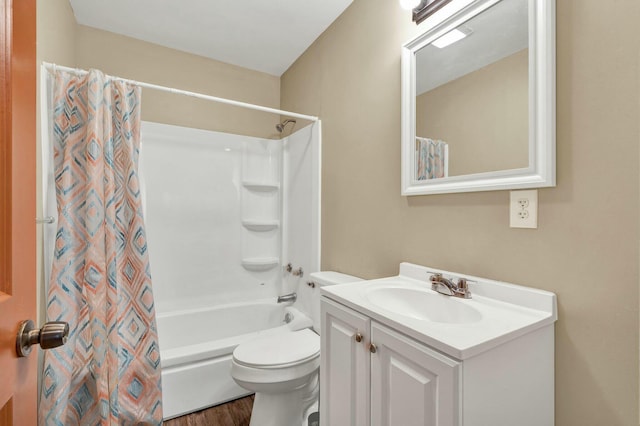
[277,293,297,303]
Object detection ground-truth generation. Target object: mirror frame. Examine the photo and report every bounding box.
[401,0,555,196]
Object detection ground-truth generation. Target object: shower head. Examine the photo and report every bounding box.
[276,119,297,133]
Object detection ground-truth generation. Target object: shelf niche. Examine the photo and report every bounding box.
[242,220,280,232]
[241,257,280,271]
[242,181,279,192]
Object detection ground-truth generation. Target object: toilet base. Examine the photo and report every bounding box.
[248,373,318,426]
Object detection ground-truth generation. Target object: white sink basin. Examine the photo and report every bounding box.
[365,285,482,324]
[321,265,557,359]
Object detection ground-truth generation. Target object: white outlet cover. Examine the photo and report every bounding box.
[510,190,538,229]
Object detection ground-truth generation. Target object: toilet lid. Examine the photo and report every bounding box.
[233,329,320,368]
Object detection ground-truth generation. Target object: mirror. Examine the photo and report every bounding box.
[401,0,555,195]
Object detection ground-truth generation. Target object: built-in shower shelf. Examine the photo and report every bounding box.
[241,257,280,271]
[242,220,280,232]
[242,181,280,192]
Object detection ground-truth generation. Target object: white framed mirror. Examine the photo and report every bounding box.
[401,0,555,196]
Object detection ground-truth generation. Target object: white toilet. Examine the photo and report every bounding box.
[231,271,361,426]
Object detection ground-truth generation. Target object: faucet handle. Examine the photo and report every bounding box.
[456,278,476,290]
[455,278,475,299]
[426,271,443,281]
[458,278,478,289]
[458,279,468,290]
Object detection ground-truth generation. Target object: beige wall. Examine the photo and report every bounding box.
[75,25,281,139]
[37,0,77,66]
[281,0,640,425]
[36,7,282,141]
[416,49,528,176]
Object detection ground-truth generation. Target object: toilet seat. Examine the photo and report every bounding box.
[231,329,321,389]
[233,328,320,369]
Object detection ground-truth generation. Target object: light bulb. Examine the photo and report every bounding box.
[399,0,421,11]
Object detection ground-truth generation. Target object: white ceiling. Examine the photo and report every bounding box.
[416,0,528,94]
[69,0,353,77]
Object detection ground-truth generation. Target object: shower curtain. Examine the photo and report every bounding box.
[39,69,163,425]
[416,136,447,180]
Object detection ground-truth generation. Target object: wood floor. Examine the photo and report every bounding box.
[164,395,254,426]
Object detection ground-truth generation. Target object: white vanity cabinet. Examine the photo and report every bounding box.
[321,298,461,426]
[320,289,555,426]
[320,297,371,426]
[370,321,460,426]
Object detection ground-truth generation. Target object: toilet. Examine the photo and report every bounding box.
[231,271,362,426]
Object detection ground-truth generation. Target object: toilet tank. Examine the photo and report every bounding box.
[307,271,362,334]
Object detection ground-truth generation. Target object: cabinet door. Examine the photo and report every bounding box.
[320,298,371,426]
[371,323,461,426]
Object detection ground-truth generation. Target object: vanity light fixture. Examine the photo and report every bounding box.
[431,26,473,48]
[411,0,454,24]
[399,0,421,10]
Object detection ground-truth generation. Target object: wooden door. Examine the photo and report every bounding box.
[0,0,37,425]
[320,298,370,426]
[370,323,461,426]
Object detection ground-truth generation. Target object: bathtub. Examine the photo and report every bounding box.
[158,299,313,420]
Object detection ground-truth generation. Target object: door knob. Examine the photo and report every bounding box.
[16,319,69,357]
[355,332,363,343]
[369,343,377,354]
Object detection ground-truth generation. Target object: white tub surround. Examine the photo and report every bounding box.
[140,121,321,312]
[280,123,322,296]
[320,262,557,426]
[139,121,322,419]
[141,122,284,309]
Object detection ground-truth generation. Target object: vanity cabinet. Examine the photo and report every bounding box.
[321,298,460,426]
[370,322,460,426]
[320,297,371,426]
[320,296,554,426]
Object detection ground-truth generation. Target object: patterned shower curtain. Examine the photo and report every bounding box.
[39,69,163,425]
[416,137,447,180]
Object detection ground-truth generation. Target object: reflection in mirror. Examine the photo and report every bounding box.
[415,0,528,180]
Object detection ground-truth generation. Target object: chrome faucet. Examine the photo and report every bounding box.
[428,272,472,299]
[277,292,297,303]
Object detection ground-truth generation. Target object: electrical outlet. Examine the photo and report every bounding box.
[510,190,537,228]
[517,198,529,209]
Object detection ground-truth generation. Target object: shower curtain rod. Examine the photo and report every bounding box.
[42,62,319,122]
